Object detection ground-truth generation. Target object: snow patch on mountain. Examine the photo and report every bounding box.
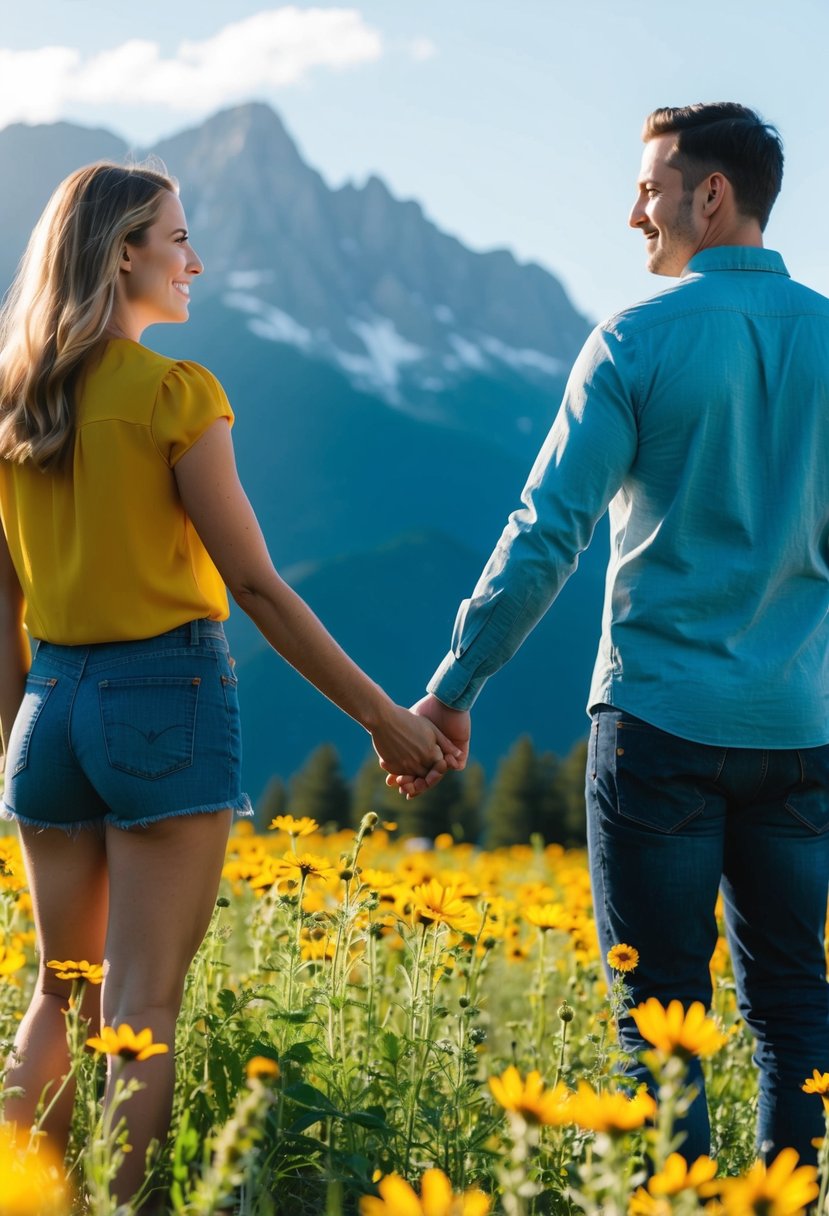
[447,333,487,371]
[480,336,565,377]
[226,271,274,290]
[223,292,312,348]
[334,316,425,400]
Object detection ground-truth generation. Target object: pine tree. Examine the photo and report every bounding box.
[531,749,570,844]
[395,769,465,841]
[482,736,539,848]
[289,743,351,829]
[254,775,287,832]
[556,736,589,845]
[350,752,399,829]
[454,760,485,843]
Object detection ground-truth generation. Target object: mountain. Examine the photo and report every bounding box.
[0,103,604,798]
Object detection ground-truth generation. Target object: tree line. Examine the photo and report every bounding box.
[255,734,589,848]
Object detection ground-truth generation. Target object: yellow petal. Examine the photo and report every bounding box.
[420,1169,452,1216]
[377,1174,424,1216]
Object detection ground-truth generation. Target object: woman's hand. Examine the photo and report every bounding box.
[371,703,462,789]
[383,695,471,798]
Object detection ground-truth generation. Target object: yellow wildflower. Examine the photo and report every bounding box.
[715,1147,818,1215]
[607,943,639,973]
[629,1152,718,1212]
[525,903,568,932]
[488,1066,569,1126]
[280,852,337,882]
[269,814,319,838]
[245,1056,280,1082]
[802,1069,829,1114]
[0,943,26,976]
[300,933,336,963]
[360,1168,490,1215]
[0,1125,69,1216]
[86,1023,169,1062]
[564,1081,656,1134]
[631,998,727,1058]
[46,959,104,984]
[412,879,480,933]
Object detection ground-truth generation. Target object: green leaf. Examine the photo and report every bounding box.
[288,1108,329,1134]
[380,1031,402,1063]
[283,1081,340,1114]
[217,988,237,1016]
[344,1110,389,1131]
[280,1040,315,1065]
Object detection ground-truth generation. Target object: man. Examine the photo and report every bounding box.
[388,103,829,1162]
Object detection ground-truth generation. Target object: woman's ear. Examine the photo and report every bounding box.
[120,246,132,271]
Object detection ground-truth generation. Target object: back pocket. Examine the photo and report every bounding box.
[98,677,200,779]
[613,718,710,834]
[786,746,829,834]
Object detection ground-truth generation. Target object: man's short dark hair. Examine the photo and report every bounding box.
[643,103,784,231]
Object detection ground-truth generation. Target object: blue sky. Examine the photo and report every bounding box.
[3,1,828,320]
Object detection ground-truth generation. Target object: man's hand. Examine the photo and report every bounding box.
[383,694,471,798]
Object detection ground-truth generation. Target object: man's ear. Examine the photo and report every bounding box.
[701,172,727,216]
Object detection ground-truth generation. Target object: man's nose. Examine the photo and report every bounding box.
[628,199,646,230]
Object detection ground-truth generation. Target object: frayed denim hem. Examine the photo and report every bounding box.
[109,792,254,831]
[1,802,106,837]
[1,793,254,835]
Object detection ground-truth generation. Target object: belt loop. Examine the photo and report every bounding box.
[190,619,200,646]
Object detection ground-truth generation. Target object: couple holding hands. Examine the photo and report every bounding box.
[3,99,829,1206]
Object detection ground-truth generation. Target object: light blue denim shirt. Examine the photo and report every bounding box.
[429,246,829,747]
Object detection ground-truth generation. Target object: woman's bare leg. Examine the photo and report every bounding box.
[101,809,232,1207]
[4,824,108,1146]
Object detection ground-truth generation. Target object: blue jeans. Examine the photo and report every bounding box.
[586,706,829,1164]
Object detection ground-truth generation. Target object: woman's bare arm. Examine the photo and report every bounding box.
[174,419,459,781]
[0,524,30,770]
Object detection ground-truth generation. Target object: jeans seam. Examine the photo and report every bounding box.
[66,649,89,767]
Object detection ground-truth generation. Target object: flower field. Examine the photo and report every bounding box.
[0,812,826,1215]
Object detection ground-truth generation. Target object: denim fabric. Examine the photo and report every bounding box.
[429,248,829,751]
[587,705,829,1164]
[1,619,253,831]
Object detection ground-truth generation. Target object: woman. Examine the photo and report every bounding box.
[0,162,459,1207]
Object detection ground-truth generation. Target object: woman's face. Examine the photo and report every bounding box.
[116,191,203,338]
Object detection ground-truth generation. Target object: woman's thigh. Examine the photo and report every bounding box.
[16,824,108,991]
[101,809,232,1018]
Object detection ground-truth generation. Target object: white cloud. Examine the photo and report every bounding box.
[0,7,383,127]
[0,45,81,124]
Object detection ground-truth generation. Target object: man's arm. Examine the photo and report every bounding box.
[0,523,30,772]
[389,324,640,795]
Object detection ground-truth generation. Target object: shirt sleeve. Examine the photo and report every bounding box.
[427,323,639,709]
[151,361,235,467]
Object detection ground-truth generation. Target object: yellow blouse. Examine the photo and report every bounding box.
[0,338,233,644]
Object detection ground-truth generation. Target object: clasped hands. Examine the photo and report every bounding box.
[372,693,471,799]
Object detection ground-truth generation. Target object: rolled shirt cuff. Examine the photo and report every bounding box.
[426,651,487,711]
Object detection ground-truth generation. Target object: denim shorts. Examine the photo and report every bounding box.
[1,619,253,832]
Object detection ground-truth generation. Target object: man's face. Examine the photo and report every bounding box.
[629,133,703,276]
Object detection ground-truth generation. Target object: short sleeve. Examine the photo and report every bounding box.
[151,361,234,467]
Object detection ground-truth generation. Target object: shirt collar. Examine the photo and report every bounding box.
[681,246,789,278]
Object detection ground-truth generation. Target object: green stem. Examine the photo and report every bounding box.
[816,1105,829,1216]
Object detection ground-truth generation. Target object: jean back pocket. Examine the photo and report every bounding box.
[98,676,200,780]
